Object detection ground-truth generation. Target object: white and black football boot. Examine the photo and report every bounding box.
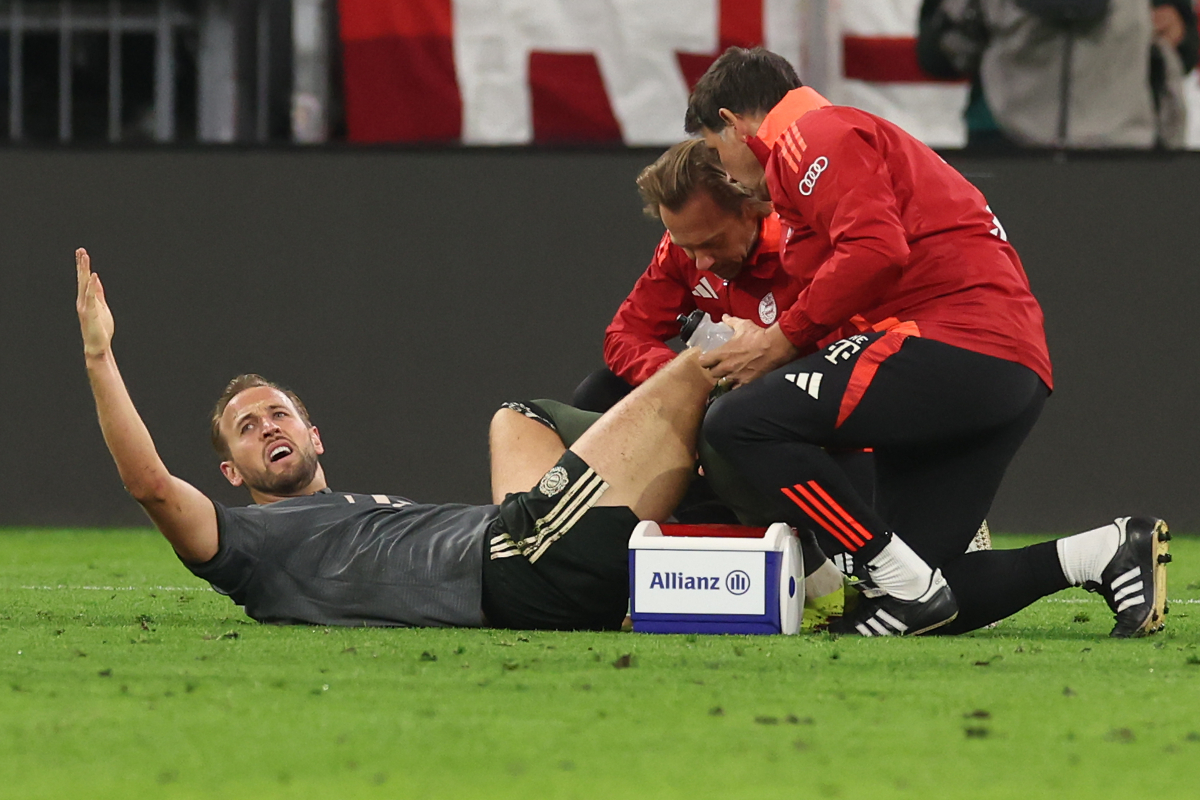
[831,569,959,636]
[1084,516,1170,638]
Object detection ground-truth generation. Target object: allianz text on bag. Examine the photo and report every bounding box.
[629,522,803,634]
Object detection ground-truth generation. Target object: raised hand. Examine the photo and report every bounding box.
[74,247,220,563]
[75,248,114,358]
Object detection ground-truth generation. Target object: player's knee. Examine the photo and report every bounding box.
[489,408,519,448]
[492,401,558,434]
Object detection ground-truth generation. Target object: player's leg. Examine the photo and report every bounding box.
[490,350,712,516]
[568,347,715,521]
[488,403,571,503]
[488,400,605,503]
[480,350,713,630]
[573,365,742,524]
[484,400,618,630]
[938,516,1170,637]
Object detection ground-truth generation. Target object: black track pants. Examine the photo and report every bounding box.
[703,333,1048,565]
[937,541,1071,633]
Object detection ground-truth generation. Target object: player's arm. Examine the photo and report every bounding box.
[75,248,219,564]
[603,236,697,385]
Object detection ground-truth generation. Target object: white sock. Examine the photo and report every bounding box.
[865,535,934,601]
[805,559,844,600]
[1056,520,1122,586]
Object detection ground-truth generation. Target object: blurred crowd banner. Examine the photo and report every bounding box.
[339,0,1200,149]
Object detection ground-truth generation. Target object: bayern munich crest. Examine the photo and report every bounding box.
[538,466,570,497]
[758,292,777,325]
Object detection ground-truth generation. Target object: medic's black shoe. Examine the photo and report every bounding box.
[1085,516,1170,638]
[830,569,958,636]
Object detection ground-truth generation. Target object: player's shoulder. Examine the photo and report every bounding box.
[246,489,345,511]
[303,491,416,510]
[232,491,422,547]
[240,489,412,521]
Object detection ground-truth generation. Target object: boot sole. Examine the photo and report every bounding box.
[911,610,959,636]
[1137,519,1171,637]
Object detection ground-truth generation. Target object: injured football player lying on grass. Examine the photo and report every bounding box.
[75,248,1170,636]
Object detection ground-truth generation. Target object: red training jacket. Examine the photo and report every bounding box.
[604,215,802,386]
[747,88,1053,389]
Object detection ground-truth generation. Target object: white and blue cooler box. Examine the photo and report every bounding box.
[628,522,803,635]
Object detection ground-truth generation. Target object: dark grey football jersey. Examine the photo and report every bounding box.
[184,489,498,627]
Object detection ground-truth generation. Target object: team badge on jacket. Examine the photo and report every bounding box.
[538,466,570,497]
[759,292,778,325]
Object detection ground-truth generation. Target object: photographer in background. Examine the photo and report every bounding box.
[917,0,1198,149]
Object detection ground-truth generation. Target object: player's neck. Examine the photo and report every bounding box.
[248,466,329,505]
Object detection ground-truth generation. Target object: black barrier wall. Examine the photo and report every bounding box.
[2,149,1198,532]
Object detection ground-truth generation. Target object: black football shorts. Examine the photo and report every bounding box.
[481,447,636,631]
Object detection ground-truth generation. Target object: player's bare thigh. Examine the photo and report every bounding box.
[569,349,713,520]
[488,409,567,503]
[489,350,713,518]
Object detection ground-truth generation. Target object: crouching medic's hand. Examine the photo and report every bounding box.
[699,317,799,388]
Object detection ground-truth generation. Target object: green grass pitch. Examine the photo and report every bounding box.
[2,529,1199,799]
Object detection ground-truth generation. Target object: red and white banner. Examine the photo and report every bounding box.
[339,0,798,145]
[838,0,969,147]
[339,0,1200,149]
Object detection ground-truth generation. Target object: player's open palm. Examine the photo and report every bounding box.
[75,248,113,357]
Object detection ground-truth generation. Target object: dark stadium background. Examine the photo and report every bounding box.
[2,148,1198,531]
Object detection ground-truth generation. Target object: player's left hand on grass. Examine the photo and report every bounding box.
[699,317,799,387]
[75,248,114,358]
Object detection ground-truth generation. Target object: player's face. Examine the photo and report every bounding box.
[219,386,324,496]
[702,124,765,191]
[660,190,761,281]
